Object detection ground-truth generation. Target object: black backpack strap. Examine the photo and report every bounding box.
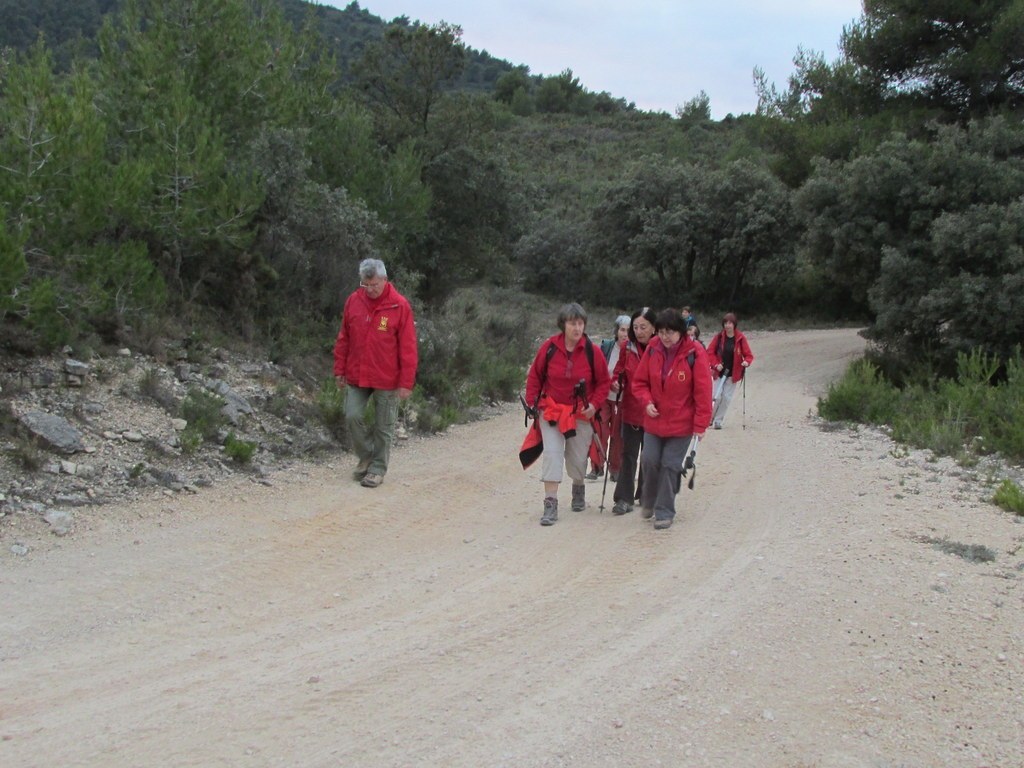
[536,341,558,405]
[541,336,599,399]
[585,336,596,388]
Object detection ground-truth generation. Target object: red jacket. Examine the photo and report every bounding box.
[333,282,418,390]
[707,330,754,383]
[631,337,713,438]
[525,334,611,410]
[612,339,648,427]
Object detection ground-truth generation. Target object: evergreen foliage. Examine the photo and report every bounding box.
[1,0,1022,451]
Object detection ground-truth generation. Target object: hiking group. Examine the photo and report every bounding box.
[330,258,755,532]
[520,303,754,530]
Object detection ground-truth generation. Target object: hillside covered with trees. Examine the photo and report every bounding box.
[1,0,1022,406]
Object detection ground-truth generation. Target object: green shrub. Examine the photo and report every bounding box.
[9,437,44,472]
[992,478,1024,515]
[317,378,347,439]
[411,287,537,432]
[224,433,257,464]
[179,426,203,455]
[825,347,1024,465]
[138,367,178,411]
[818,359,897,423]
[265,382,295,419]
[180,388,226,440]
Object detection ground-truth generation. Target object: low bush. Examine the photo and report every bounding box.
[820,348,1024,465]
[411,287,539,433]
[180,388,226,441]
[317,379,347,440]
[138,367,178,412]
[818,358,898,424]
[992,478,1024,515]
[224,433,257,464]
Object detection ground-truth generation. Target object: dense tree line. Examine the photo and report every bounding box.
[1,0,1022,383]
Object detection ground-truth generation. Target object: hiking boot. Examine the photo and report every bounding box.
[540,497,558,526]
[713,422,722,430]
[612,500,633,516]
[609,472,618,482]
[653,517,673,530]
[353,458,371,480]
[571,484,586,512]
[641,507,654,519]
[360,472,383,488]
[585,468,603,480]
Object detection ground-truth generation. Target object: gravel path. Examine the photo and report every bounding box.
[1,328,1021,768]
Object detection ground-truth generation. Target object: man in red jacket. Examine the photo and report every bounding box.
[333,259,418,488]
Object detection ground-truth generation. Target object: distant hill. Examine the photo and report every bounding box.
[0,0,518,93]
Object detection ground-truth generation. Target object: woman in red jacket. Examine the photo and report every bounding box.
[632,308,713,529]
[524,303,611,526]
[609,307,657,515]
[707,312,754,429]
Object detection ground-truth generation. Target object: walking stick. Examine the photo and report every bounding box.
[598,373,625,513]
[742,369,747,430]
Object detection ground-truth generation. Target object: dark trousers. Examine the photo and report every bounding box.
[613,422,644,504]
[639,433,692,521]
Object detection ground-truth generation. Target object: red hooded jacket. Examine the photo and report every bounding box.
[525,333,611,411]
[333,282,418,390]
[707,330,754,383]
[631,337,713,438]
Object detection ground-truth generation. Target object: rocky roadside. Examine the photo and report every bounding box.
[0,343,369,552]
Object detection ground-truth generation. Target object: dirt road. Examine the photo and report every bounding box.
[2,329,1021,768]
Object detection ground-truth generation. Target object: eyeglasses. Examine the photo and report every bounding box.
[360,280,385,290]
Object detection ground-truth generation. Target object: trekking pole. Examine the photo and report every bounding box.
[598,374,624,513]
[742,369,747,430]
[598,437,611,512]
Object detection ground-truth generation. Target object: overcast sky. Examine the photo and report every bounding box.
[327,1,864,118]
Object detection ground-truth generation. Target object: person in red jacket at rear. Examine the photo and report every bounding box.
[333,258,418,489]
[707,312,754,429]
[632,308,713,529]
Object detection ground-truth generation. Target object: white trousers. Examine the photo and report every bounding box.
[538,418,593,484]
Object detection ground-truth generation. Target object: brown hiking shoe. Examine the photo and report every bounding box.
[353,459,371,480]
[360,472,383,488]
[571,484,586,511]
[540,497,558,526]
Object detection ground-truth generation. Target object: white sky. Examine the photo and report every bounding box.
[328,1,863,118]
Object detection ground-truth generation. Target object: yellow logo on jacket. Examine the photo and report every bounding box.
[377,316,389,331]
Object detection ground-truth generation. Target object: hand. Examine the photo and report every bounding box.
[741,361,749,368]
[582,404,596,420]
[397,387,413,400]
[646,402,659,418]
[610,380,620,393]
[335,375,346,389]
[716,363,724,371]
